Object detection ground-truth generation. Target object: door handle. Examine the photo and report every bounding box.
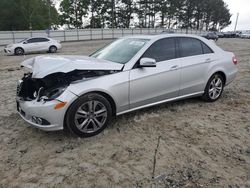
[170,65,179,71]
[204,58,213,63]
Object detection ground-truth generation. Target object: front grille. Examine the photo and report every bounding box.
[16,80,23,96]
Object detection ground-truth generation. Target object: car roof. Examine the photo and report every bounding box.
[123,33,205,40]
[27,37,50,39]
[122,33,223,53]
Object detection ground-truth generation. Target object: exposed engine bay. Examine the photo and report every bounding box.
[17,70,117,101]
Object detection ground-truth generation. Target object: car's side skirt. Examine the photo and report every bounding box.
[116,91,204,116]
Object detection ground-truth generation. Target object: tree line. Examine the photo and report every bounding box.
[0,0,58,31]
[0,0,231,31]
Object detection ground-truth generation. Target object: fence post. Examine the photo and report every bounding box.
[12,31,15,44]
[155,27,157,33]
[112,28,114,39]
[122,28,124,36]
[30,31,33,37]
[77,28,79,40]
[101,28,104,40]
[90,28,92,40]
[63,30,66,41]
[148,27,150,34]
[140,28,142,34]
[132,28,134,35]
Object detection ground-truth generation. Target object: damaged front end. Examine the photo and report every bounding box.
[16,55,124,130]
[17,70,117,102]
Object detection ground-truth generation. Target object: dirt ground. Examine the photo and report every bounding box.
[0,38,249,188]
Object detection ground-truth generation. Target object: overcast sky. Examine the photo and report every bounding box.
[223,0,250,31]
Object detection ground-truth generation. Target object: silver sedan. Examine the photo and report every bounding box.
[16,34,238,137]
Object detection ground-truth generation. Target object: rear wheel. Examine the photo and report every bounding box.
[14,47,24,55]
[49,46,57,53]
[202,73,224,102]
[66,93,112,137]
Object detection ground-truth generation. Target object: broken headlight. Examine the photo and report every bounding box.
[43,87,67,101]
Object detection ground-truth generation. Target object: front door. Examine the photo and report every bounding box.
[26,38,41,52]
[129,38,181,109]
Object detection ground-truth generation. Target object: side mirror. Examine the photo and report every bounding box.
[23,41,27,44]
[139,58,156,68]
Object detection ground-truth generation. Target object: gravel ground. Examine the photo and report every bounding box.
[0,38,249,188]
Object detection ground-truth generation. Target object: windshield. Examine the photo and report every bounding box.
[18,38,28,43]
[90,38,149,64]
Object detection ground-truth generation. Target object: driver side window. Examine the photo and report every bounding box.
[27,38,39,43]
[142,38,176,62]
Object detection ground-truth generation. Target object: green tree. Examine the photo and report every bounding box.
[0,0,58,30]
[116,0,135,28]
[178,0,196,30]
[160,0,184,28]
[59,0,89,29]
[176,0,231,31]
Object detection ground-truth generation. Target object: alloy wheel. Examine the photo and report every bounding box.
[49,46,57,53]
[74,100,107,133]
[15,48,24,55]
[208,76,223,100]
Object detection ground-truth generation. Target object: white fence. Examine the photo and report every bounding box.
[0,28,207,46]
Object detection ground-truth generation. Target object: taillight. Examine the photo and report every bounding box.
[232,56,238,65]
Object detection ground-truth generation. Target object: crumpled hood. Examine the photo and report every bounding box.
[21,55,124,78]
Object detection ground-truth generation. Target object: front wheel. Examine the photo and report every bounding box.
[14,47,24,55]
[65,93,112,137]
[202,74,224,102]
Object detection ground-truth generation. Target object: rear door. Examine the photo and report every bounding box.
[129,37,181,109]
[36,38,51,51]
[177,37,216,95]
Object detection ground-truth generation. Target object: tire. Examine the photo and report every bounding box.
[65,93,112,137]
[202,73,224,102]
[14,47,24,55]
[49,46,57,53]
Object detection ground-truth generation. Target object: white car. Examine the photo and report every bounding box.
[240,32,250,39]
[4,37,62,55]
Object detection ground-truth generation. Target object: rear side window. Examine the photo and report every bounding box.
[38,38,49,42]
[179,37,203,57]
[201,42,213,54]
[142,38,176,62]
[179,37,213,57]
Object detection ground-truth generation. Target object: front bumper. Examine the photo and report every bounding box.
[225,68,238,86]
[4,47,13,55]
[16,90,77,131]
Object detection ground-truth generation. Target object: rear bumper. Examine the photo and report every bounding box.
[226,68,238,86]
[57,44,62,50]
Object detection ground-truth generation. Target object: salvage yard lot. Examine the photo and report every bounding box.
[0,38,249,187]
